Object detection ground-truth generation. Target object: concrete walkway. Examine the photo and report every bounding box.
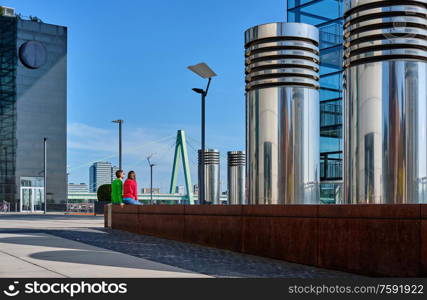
[0,213,104,229]
[0,213,359,278]
[0,214,209,278]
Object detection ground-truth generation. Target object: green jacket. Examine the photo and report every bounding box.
[111,179,123,204]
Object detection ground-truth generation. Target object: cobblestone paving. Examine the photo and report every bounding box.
[0,213,363,278]
[36,228,362,278]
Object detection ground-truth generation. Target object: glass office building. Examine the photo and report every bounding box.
[0,13,67,211]
[0,16,17,208]
[287,0,344,202]
[89,162,114,192]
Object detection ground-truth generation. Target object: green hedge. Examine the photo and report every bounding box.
[97,184,112,202]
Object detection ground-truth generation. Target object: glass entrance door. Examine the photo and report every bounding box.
[20,187,44,212]
[21,188,32,212]
[20,177,45,212]
[33,188,44,211]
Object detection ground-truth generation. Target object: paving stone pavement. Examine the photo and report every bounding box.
[43,228,362,278]
[0,215,364,278]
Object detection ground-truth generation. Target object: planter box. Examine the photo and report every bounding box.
[105,204,427,277]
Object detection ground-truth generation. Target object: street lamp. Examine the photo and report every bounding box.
[187,62,217,205]
[112,120,124,170]
[43,137,47,214]
[147,155,156,205]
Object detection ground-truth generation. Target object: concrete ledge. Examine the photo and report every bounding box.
[105,204,427,277]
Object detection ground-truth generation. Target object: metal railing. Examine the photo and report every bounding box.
[66,199,95,214]
[320,181,343,204]
[320,151,343,181]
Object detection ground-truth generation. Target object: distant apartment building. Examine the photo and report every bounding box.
[193,184,199,196]
[68,183,88,193]
[89,162,114,192]
[175,185,185,195]
[141,188,160,194]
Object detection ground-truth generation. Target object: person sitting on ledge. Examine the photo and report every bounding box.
[123,171,141,205]
[111,169,124,206]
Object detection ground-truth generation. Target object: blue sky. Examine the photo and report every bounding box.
[4,0,286,192]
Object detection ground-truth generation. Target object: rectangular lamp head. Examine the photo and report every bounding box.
[188,63,217,79]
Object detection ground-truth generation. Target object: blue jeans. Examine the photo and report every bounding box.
[123,198,142,205]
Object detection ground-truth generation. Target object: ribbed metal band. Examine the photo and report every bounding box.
[227,151,245,167]
[244,22,320,91]
[344,0,427,68]
[198,149,220,165]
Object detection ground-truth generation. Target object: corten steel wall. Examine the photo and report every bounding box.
[245,22,320,205]
[106,204,427,277]
[343,0,427,204]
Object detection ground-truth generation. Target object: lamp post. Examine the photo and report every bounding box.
[147,155,156,205]
[187,63,217,205]
[112,120,124,170]
[43,137,47,214]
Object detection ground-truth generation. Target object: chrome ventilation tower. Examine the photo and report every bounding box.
[227,151,246,205]
[245,22,320,204]
[343,0,427,203]
[198,149,220,204]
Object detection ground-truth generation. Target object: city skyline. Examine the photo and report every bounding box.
[0,0,287,192]
[0,0,425,283]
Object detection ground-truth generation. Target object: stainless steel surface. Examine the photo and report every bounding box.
[245,22,319,46]
[198,149,220,204]
[227,151,246,205]
[245,22,320,204]
[343,0,427,204]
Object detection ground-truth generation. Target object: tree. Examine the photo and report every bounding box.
[97,184,112,202]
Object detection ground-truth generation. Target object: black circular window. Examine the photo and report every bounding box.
[19,41,48,69]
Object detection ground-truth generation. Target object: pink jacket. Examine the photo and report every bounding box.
[123,179,138,200]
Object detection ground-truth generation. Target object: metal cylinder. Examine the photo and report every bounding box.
[227,151,246,204]
[198,149,220,204]
[343,0,427,204]
[245,22,320,204]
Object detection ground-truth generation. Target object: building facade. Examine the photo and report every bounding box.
[287,0,344,202]
[89,162,114,192]
[175,185,185,195]
[111,165,119,182]
[0,10,67,211]
[68,183,88,194]
[141,188,160,194]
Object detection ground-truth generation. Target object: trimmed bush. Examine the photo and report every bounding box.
[97,184,112,202]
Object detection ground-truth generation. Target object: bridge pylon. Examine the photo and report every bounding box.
[169,130,194,204]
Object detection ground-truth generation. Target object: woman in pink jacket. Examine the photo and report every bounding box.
[123,171,141,205]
